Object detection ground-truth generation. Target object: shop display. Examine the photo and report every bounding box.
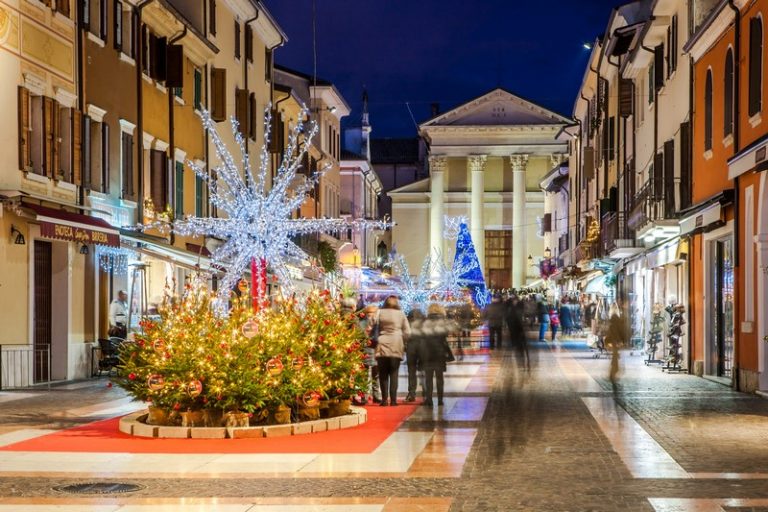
[645,304,665,365]
[663,304,687,372]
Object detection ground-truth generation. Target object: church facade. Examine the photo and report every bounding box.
[388,89,569,290]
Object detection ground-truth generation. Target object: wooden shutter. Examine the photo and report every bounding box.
[269,108,280,153]
[101,122,110,193]
[654,44,665,90]
[18,87,30,171]
[619,79,633,118]
[57,0,71,18]
[80,0,90,31]
[210,68,226,121]
[175,161,184,218]
[749,17,763,117]
[245,24,253,62]
[234,20,240,60]
[72,109,82,185]
[679,122,691,211]
[194,69,202,110]
[43,97,54,177]
[583,146,595,181]
[249,92,257,140]
[82,116,92,189]
[653,151,664,200]
[542,213,552,233]
[209,0,216,36]
[265,48,272,81]
[705,70,713,150]
[724,49,735,137]
[51,100,60,178]
[114,0,122,51]
[663,139,675,215]
[166,44,183,88]
[99,0,107,40]
[235,88,248,135]
[150,149,167,211]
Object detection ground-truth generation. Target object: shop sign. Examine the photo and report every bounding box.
[40,221,119,247]
[756,146,766,164]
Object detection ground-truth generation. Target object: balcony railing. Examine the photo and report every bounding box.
[627,177,682,233]
[601,212,637,256]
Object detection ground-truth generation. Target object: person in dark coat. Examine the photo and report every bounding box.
[559,297,573,336]
[485,296,505,349]
[405,309,425,402]
[419,303,458,407]
[506,295,529,369]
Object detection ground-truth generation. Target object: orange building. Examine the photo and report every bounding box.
[685,0,768,393]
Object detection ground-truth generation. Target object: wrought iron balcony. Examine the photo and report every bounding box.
[600,212,639,257]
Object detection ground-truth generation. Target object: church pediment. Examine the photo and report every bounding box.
[421,88,569,128]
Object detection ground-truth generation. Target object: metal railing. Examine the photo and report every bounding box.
[0,345,51,390]
[601,212,637,255]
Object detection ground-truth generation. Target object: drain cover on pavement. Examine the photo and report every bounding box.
[54,482,144,494]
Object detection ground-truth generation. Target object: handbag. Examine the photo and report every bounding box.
[443,339,456,363]
[368,312,380,349]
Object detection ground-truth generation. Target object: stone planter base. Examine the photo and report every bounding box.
[119,406,368,439]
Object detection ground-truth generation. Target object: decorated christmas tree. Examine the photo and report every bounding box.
[452,221,490,308]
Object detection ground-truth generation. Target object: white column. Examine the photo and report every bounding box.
[469,155,487,274]
[510,154,529,289]
[429,156,447,264]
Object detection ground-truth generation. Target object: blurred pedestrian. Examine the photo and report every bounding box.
[405,309,425,402]
[559,297,573,336]
[375,296,411,406]
[605,301,629,393]
[537,297,550,342]
[360,304,382,404]
[419,304,458,407]
[549,304,560,341]
[485,295,505,349]
[506,295,529,369]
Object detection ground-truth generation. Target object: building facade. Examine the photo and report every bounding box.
[389,88,569,290]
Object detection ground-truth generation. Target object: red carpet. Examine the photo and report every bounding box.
[1,404,418,454]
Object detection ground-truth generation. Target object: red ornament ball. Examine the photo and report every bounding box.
[173,403,181,411]
[128,373,137,381]
[336,387,344,395]
[325,361,331,367]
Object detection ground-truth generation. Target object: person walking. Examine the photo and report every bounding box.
[419,304,457,407]
[605,301,629,394]
[405,309,425,402]
[559,297,573,336]
[506,295,529,369]
[549,305,560,341]
[375,296,411,406]
[360,304,382,404]
[485,296,505,349]
[537,297,550,342]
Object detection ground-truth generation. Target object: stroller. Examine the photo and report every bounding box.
[96,337,124,375]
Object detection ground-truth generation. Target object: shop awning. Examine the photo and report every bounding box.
[584,274,609,295]
[23,203,120,247]
[120,231,213,271]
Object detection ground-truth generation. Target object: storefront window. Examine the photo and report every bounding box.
[710,238,734,378]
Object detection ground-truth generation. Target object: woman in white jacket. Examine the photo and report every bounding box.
[375,295,411,406]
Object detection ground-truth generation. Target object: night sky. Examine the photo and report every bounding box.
[264,1,620,138]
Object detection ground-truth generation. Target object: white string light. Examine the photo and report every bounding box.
[96,245,136,275]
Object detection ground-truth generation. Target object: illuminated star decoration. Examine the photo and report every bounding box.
[150,106,390,308]
[432,248,478,303]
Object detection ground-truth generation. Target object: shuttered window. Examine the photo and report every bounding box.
[648,64,654,104]
[670,15,678,75]
[749,16,763,117]
[194,69,202,111]
[150,149,167,211]
[249,92,257,141]
[654,44,664,90]
[653,152,664,200]
[679,122,691,210]
[82,116,92,189]
[80,0,90,31]
[43,97,55,178]
[114,0,122,51]
[210,68,226,121]
[101,123,110,193]
[150,35,167,81]
[704,69,713,151]
[56,0,70,18]
[663,139,675,215]
[72,110,82,185]
[195,174,204,217]
[245,24,253,63]
[724,49,734,137]
[265,48,273,82]
[166,44,183,88]
[209,0,216,36]
[121,132,134,200]
[18,87,31,171]
[619,79,633,118]
[234,20,241,60]
[235,88,248,136]
[99,0,107,40]
[175,161,184,219]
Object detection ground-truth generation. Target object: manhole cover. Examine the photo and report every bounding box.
[54,482,144,494]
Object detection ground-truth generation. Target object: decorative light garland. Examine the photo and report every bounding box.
[95,245,137,275]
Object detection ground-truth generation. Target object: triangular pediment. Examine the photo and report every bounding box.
[421,88,569,128]
[388,178,429,195]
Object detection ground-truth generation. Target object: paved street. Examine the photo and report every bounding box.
[1,338,768,511]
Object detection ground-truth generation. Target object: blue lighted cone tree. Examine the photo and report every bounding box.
[452,221,490,308]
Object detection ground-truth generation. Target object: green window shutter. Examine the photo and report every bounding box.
[175,161,184,219]
[195,174,203,217]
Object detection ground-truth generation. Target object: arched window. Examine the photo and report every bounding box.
[749,16,763,117]
[705,69,713,151]
[724,49,735,137]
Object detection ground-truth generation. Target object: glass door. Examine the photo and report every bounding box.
[709,239,734,378]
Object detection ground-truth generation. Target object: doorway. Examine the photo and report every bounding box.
[708,238,735,379]
[485,230,511,289]
[33,240,52,383]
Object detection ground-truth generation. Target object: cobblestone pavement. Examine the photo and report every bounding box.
[1,339,768,511]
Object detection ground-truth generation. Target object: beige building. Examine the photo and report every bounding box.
[389,89,569,290]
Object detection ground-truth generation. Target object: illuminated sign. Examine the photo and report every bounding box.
[40,222,119,247]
